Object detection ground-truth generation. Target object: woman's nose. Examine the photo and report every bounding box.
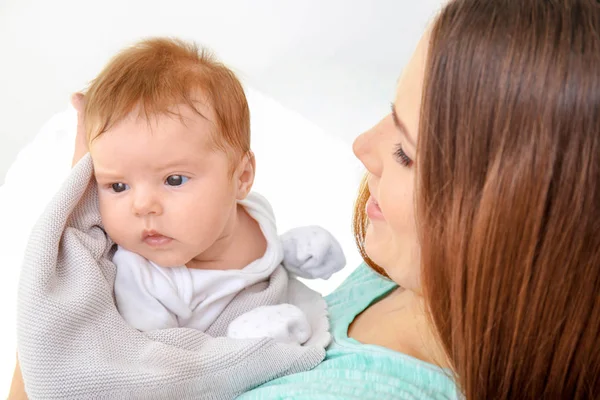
[353,125,383,177]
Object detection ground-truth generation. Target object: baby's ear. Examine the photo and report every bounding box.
[236,151,255,200]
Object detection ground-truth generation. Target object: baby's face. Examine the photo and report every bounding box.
[91,105,239,267]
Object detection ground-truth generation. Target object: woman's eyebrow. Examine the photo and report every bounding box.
[390,103,416,148]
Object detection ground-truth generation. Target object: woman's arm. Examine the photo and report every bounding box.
[8,356,27,400]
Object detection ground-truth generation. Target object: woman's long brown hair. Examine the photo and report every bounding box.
[417,0,600,398]
[353,0,600,398]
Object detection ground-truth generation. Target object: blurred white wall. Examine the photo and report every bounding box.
[0,0,441,185]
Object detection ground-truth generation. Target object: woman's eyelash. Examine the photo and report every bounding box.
[394,144,413,167]
[389,103,414,167]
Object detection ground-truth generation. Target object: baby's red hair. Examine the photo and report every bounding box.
[84,37,250,160]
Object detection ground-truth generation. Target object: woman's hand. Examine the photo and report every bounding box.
[8,356,27,399]
[71,92,88,167]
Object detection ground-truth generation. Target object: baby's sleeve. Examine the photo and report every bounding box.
[280,225,346,280]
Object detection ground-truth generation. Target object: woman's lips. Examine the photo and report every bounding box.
[366,197,385,220]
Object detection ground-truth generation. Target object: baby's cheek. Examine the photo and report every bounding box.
[179,200,216,230]
[180,214,215,243]
[98,199,127,243]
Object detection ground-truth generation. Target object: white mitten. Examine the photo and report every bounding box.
[280,225,346,280]
[226,304,312,345]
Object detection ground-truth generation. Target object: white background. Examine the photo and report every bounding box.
[0,0,441,396]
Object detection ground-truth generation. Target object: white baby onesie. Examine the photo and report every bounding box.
[113,192,345,345]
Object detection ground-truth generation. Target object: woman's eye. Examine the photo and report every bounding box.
[111,183,129,193]
[165,175,189,186]
[393,144,414,167]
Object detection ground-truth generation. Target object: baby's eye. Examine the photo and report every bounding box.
[111,183,129,193]
[165,175,189,186]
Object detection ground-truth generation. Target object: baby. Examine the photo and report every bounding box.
[81,37,345,344]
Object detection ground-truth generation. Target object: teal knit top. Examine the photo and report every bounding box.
[240,263,459,399]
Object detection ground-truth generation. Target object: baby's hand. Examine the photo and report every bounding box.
[71,92,88,167]
[227,304,311,345]
[280,226,346,280]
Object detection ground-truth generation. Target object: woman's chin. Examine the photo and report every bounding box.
[364,225,389,262]
[364,235,387,270]
[364,236,421,291]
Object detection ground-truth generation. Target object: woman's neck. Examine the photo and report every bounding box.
[348,287,449,369]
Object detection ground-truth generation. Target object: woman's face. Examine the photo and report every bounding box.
[353,33,428,292]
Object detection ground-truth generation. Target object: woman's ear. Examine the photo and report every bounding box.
[236,151,255,200]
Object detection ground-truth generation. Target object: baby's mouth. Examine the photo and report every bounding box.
[141,229,173,247]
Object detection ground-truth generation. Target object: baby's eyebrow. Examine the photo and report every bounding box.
[93,170,124,179]
[155,159,195,170]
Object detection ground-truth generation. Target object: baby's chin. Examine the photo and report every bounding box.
[112,238,197,268]
[138,250,192,268]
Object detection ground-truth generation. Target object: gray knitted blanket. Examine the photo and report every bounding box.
[16,154,326,400]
